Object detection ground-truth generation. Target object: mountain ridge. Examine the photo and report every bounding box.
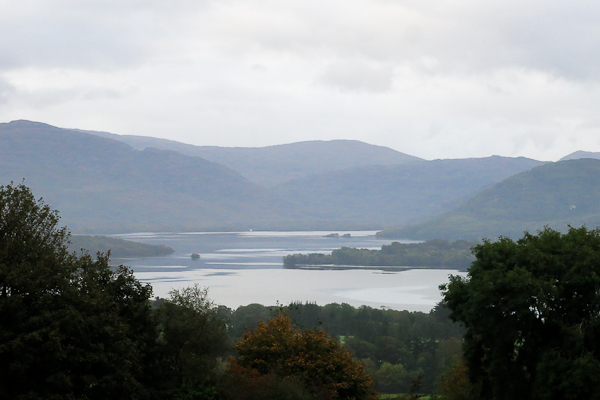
[0,120,308,233]
[378,158,600,240]
[271,155,546,227]
[84,127,422,187]
[5,120,593,237]
[560,150,600,161]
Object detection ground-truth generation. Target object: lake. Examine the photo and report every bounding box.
[111,231,467,312]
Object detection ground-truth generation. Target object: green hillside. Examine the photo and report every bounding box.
[379,158,600,240]
[0,120,308,233]
[272,156,545,227]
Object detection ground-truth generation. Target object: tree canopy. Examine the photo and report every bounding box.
[441,226,600,400]
[284,239,476,270]
[0,182,156,400]
[231,313,376,400]
[154,284,229,393]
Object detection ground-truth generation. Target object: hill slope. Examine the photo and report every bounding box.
[380,158,600,240]
[86,129,421,187]
[560,151,600,161]
[271,156,545,227]
[0,120,308,233]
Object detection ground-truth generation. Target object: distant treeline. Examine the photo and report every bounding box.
[69,235,175,258]
[173,300,465,395]
[283,239,477,271]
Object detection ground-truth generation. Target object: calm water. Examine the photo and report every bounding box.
[111,231,466,312]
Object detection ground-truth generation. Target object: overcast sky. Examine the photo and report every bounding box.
[1,0,599,161]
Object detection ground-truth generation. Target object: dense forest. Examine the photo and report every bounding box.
[220,301,465,395]
[284,239,477,271]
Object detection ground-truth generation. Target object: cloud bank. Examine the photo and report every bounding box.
[1,0,599,160]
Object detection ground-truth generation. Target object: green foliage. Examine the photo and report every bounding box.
[441,226,600,400]
[284,239,476,271]
[227,303,275,339]
[373,362,418,394]
[225,302,465,395]
[0,182,156,400]
[154,284,230,391]
[62,255,157,399]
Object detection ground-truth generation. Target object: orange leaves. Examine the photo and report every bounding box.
[231,313,376,399]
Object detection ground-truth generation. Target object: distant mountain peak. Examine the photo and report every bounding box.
[4,120,56,128]
[560,150,600,161]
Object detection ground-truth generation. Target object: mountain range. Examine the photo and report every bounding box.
[1,120,598,238]
[86,129,421,187]
[270,156,544,226]
[0,121,302,232]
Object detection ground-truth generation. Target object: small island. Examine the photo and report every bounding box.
[324,233,352,238]
[284,239,477,271]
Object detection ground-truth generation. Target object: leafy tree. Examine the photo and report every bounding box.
[441,226,600,400]
[372,362,412,394]
[154,284,230,396]
[0,182,156,400]
[61,254,157,399]
[231,313,377,400]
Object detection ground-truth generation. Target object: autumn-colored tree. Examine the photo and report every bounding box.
[230,314,376,400]
[436,360,474,400]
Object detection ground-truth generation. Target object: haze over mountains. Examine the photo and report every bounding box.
[380,158,600,240]
[0,121,302,232]
[271,157,544,226]
[87,129,421,187]
[560,151,600,162]
[1,120,599,239]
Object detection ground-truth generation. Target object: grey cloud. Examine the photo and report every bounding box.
[4,0,599,81]
[10,84,128,109]
[1,0,600,161]
[0,0,212,71]
[0,77,15,104]
[200,0,600,81]
[476,1,600,80]
[317,62,394,93]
